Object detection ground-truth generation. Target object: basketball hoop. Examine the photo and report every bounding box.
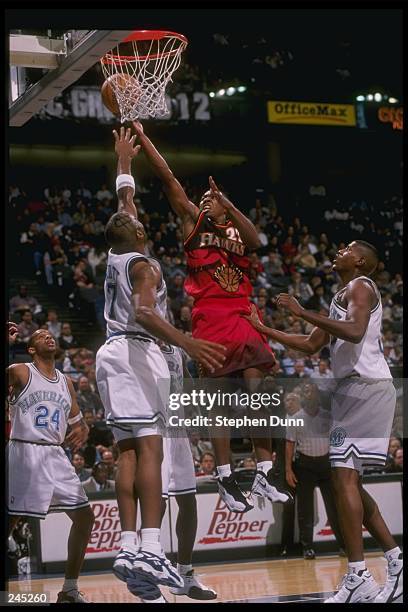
[100,30,188,122]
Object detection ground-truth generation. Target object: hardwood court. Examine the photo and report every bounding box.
[8,552,388,603]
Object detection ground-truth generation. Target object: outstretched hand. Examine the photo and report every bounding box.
[276,293,303,317]
[8,322,18,344]
[113,126,141,158]
[132,121,144,136]
[208,176,234,211]
[242,304,263,331]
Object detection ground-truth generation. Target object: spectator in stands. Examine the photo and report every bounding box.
[76,375,104,416]
[294,246,317,271]
[71,452,91,482]
[82,410,114,467]
[385,437,402,469]
[241,456,257,470]
[9,285,41,316]
[177,305,192,333]
[59,323,80,351]
[306,286,331,311]
[45,309,62,339]
[288,272,313,304]
[95,183,113,202]
[189,432,213,465]
[312,359,333,380]
[289,359,310,380]
[386,447,403,473]
[281,236,297,258]
[101,449,118,480]
[168,273,187,309]
[17,310,39,344]
[82,462,115,493]
[66,352,87,382]
[262,252,285,279]
[196,452,217,477]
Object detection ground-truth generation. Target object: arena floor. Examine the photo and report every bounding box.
[8,552,389,604]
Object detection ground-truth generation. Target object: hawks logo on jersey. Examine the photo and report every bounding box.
[184,211,252,301]
[213,263,243,292]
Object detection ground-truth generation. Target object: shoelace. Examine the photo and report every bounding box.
[336,574,348,590]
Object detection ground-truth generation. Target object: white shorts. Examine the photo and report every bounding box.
[329,378,396,473]
[96,335,170,436]
[160,345,196,497]
[7,441,89,519]
[162,435,197,498]
[160,344,184,394]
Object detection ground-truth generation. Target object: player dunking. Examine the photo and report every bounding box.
[7,326,94,603]
[244,240,403,603]
[95,128,225,591]
[133,121,292,513]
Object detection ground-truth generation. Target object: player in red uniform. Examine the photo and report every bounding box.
[133,122,292,513]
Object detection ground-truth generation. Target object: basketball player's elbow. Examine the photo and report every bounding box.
[346,327,365,344]
[134,305,155,324]
[348,333,364,344]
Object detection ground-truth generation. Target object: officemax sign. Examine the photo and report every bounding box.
[267,100,356,126]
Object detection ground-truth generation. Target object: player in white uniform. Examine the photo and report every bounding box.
[244,240,403,604]
[7,327,94,603]
[95,127,226,595]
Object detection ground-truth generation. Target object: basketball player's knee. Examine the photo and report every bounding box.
[81,506,95,531]
[331,469,358,495]
[137,436,163,463]
[69,506,94,535]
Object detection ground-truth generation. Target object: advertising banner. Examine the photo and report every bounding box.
[39,480,402,563]
[267,100,356,126]
[40,498,172,563]
[356,103,403,131]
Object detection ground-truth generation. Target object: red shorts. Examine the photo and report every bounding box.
[191,298,276,377]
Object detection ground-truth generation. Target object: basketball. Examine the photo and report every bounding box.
[101,74,139,116]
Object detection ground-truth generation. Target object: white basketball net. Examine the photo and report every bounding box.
[100,32,187,122]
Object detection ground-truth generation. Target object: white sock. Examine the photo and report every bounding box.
[385,546,402,563]
[62,578,78,593]
[257,461,273,475]
[141,528,162,555]
[121,530,138,549]
[348,560,366,574]
[178,563,192,576]
[217,464,232,479]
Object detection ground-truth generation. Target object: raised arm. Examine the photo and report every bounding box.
[7,363,29,398]
[277,279,373,344]
[208,177,261,250]
[113,126,141,218]
[132,121,199,226]
[243,304,329,354]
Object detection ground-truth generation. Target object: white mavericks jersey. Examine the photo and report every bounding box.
[104,249,168,338]
[329,276,392,380]
[9,362,72,445]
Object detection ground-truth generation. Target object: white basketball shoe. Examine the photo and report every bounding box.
[324,569,380,603]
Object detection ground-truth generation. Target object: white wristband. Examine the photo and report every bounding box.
[116,174,135,193]
[68,412,83,426]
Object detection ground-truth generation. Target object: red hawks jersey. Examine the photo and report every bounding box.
[184,210,253,302]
